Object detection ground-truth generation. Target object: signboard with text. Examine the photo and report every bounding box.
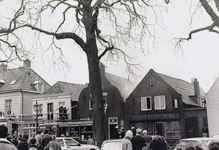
[128,113,180,121]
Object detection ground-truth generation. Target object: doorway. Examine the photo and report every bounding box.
[155,122,164,136]
[108,117,118,139]
[185,117,198,138]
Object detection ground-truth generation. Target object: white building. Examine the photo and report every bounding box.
[0,59,51,135]
[207,77,219,137]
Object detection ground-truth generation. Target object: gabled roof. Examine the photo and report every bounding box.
[0,67,50,92]
[158,73,206,106]
[127,69,206,106]
[44,81,86,100]
[105,72,135,100]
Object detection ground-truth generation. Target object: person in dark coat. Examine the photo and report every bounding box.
[17,136,29,150]
[149,136,168,150]
[131,127,136,136]
[42,130,52,150]
[131,128,146,150]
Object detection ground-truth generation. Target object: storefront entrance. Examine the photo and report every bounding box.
[130,120,181,140]
[155,122,164,136]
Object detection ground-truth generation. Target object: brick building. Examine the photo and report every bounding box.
[78,63,132,141]
[125,69,207,144]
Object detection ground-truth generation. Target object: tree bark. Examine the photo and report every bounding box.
[86,45,105,146]
[82,3,105,146]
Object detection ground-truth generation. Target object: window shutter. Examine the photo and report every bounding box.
[154,96,165,110]
[141,97,147,110]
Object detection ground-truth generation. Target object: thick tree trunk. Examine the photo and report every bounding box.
[81,2,105,146]
[86,44,105,146]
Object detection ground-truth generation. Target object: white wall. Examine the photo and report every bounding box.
[0,92,21,116]
[207,77,219,137]
[32,94,72,120]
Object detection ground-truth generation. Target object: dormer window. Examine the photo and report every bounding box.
[33,81,44,92]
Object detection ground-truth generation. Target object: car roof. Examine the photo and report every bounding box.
[102,139,123,143]
[56,137,75,140]
[180,137,218,141]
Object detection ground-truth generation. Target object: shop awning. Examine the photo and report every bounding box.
[59,120,93,127]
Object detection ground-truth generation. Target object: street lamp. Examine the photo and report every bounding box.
[33,101,40,133]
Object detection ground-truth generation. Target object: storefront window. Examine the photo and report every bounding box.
[133,122,153,135]
[165,121,181,139]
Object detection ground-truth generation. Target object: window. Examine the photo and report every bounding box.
[33,81,44,92]
[47,103,53,120]
[42,84,45,92]
[149,77,155,86]
[89,99,93,110]
[90,99,107,111]
[5,100,12,115]
[199,98,205,107]
[154,95,166,110]
[173,99,178,108]
[141,97,152,111]
[59,102,65,107]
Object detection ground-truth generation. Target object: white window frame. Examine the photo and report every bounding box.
[89,99,93,110]
[5,99,12,115]
[173,99,178,108]
[199,98,205,107]
[141,97,152,111]
[59,102,65,107]
[154,95,166,110]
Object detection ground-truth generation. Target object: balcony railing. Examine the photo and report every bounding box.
[18,113,70,121]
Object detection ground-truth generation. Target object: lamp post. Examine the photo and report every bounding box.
[33,101,40,133]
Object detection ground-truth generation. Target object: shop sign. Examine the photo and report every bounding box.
[109,117,118,124]
[129,113,179,121]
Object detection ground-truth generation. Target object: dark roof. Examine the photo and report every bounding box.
[44,81,86,100]
[0,67,50,92]
[105,73,135,100]
[157,73,206,106]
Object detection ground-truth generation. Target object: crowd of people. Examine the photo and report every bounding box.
[0,124,61,150]
[121,127,219,150]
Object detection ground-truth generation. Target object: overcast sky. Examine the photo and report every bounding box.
[1,0,219,93]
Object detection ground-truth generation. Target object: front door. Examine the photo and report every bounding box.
[155,122,164,136]
[108,117,118,139]
[185,117,198,138]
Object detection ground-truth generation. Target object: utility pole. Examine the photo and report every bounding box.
[33,101,40,133]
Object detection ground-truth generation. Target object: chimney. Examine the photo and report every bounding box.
[99,62,110,87]
[23,59,31,68]
[191,78,200,96]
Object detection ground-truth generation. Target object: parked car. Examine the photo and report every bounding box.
[55,137,99,150]
[100,139,123,150]
[172,137,219,150]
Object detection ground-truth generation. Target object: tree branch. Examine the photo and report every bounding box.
[98,46,114,60]
[179,22,217,41]
[22,24,86,50]
[200,0,219,22]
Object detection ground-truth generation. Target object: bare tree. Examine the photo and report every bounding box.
[0,0,168,145]
[178,0,219,42]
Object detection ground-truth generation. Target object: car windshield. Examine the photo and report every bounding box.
[64,138,79,146]
[101,141,122,150]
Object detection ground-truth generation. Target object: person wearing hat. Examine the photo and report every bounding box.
[122,130,133,150]
[131,128,146,150]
